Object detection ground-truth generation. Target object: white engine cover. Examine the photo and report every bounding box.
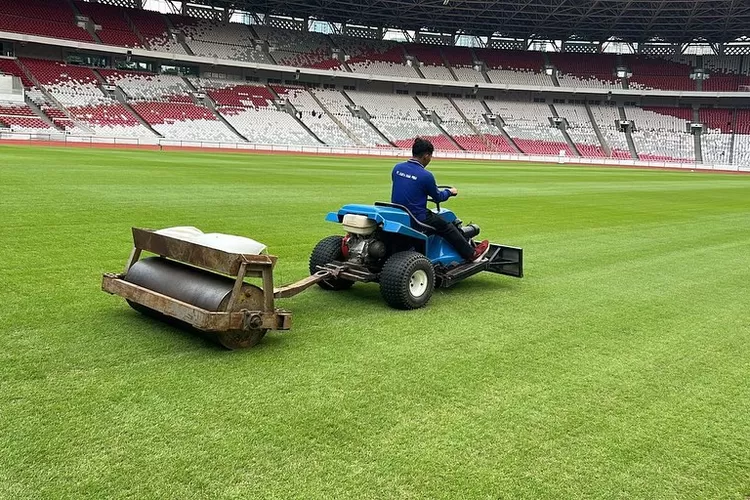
[342,214,377,235]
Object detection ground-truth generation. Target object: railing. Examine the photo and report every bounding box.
[1,130,747,172]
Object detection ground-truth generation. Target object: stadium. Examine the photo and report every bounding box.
[1,0,750,498]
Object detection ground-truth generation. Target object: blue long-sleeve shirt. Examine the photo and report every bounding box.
[391,159,452,221]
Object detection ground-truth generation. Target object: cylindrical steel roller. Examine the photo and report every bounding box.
[125,257,259,312]
[124,257,267,349]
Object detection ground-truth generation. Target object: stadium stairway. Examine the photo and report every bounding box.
[268,85,325,145]
[182,76,248,142]
[620,105,640,159]
[549,104,581,156]
[164,15,194,55]
[480,99,522,153]
[412,95,463,150]
[308,90,364,146]
[23,96,61,131]
[68,0,103,44]
[692,107,703,163]
[341,90,395,147]
[729,109,738,164]
[124,10,151,49]
[448,97,497,151]
[584,102,612,156]
[438,49,460,81]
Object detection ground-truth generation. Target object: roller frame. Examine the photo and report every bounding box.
[102,228,295,340]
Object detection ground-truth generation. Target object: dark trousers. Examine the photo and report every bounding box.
[423,211,475,260]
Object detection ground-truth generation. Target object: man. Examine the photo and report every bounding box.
[391,137,490,263]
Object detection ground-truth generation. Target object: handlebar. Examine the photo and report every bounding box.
[428,185,456,211]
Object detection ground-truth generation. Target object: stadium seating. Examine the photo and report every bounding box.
[486,100,571,155]
[335,38,421,78]
[168,15,269,63]
[554,103,607,157]
[475,49,553,87]
[588,104,632,158]
[74,1,144,48]
[126,8,185,54]
[311,89,386,147]
[0,101,51,133]
[624,55,695,91]
[404,44,455,81]
[550,53,622,90]
[100,69,193,102]
[442,47,485,83]
[253,26,341,69]
[0,0,93,42]
[0,58,34,88]
[272,85,357,146]
[624,106,694,161]
[417,95,481,150]
[346,90,454,147]
[188,79,322,146]
[129,101,236,143]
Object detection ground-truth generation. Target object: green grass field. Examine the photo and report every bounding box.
[2,144,749,499]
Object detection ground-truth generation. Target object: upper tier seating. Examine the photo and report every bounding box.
[333,37,421,78]
[475,49,553,87]
[442,47,485,82]
[0,0,93,42]
[74,1,143,48]
[404,44,455,81]
[168,15,269,63]
[253,26,341,69]
[550,53,622,90]
[624,55,695,91]
[126,8,185,53]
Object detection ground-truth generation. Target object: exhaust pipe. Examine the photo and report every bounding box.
[460,224,480,239]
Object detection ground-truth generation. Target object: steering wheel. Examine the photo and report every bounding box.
[428,185,455,211]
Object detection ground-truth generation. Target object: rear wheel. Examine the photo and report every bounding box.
[379,251,435,310]
[309,235,354,291]
[216,329,267,349]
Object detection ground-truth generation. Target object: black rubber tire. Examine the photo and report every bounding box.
[309,235,355,291]
[379,251,435,310]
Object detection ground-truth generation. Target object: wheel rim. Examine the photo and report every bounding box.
[409,269,429,298]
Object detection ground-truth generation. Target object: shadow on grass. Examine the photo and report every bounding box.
[107,307,289,353]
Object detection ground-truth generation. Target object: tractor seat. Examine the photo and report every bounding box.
[374,202,437,235]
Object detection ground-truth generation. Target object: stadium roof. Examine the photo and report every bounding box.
[192,0,750,44]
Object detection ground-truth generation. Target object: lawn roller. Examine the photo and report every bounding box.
[102,197,522,348]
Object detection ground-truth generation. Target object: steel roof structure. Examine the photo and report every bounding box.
[186,0,750,44]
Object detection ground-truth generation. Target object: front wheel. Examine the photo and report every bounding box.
[309,235,354,291]
[379,251,435,310]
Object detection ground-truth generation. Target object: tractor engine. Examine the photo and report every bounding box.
[341,214,386,265]
[343,233,387,265]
